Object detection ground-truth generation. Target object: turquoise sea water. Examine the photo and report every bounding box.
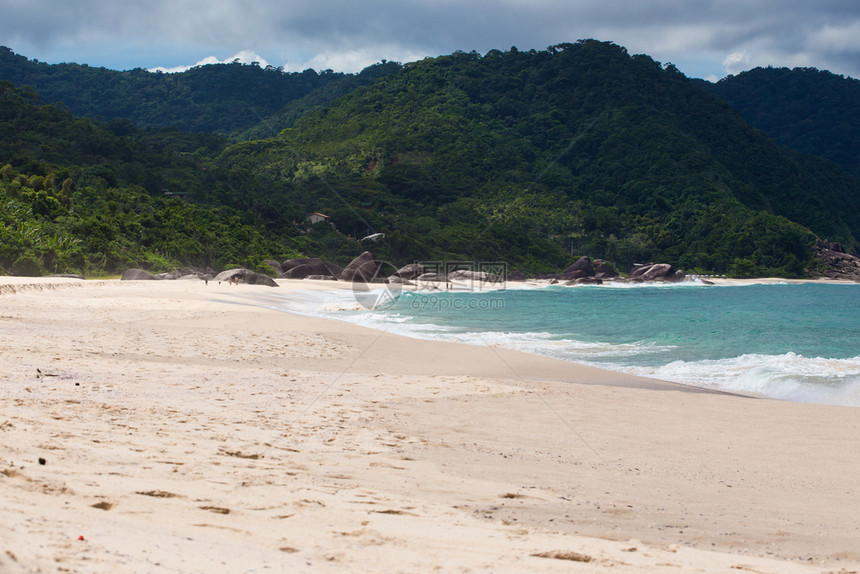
[281,282,860,406]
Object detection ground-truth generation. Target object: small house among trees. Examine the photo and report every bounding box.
[307,212,335,229]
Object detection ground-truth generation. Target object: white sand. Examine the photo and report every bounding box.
[1,278,858,573]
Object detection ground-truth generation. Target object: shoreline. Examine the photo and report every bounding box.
[2,278,859,573]
[264,277,858,406]
[526,276,860,287]
[4,276,858,402]
[6,275,859,397]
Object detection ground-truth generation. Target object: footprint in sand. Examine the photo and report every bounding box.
[199,505,231,514]
[531,550,593,563]
[218,448,263,459]
[136,490,180,498]
[372,509,419,516]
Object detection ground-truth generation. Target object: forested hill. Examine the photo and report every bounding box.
[700,67,860,177]
[0,81,315,276]
[5,43,860,175]
[0,46,401,135]
[3,40,860,278]
[218,40,860,275]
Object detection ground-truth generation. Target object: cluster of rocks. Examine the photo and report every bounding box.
[121,267,216,282]
[627,262,686,283]
[266,258,343,281]
[522,256,685,285]
[119,252,397,288]
[387,263,503,285]
[121,266,278,287]
[212,268,279,286]
[268,253,503,286]
[527,256,620,285]
[265,252,384,282]
[387,263,426,283]
[120,252,692,288]
[811,240,860,282]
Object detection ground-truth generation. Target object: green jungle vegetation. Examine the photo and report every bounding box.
[701,67,860,177]
[0,81,337,276]
[2,40,859,278]
[0,46,401,135]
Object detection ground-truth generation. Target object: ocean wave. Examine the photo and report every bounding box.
[615,353,860,406]
[262,286,860,407]
[588,279,714,289]
[436,330,675,360]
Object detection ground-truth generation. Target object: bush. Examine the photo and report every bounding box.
[11,254,42,276]
[727,258,761,278]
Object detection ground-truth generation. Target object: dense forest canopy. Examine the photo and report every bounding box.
[1,41,859,278]
[216,41,858,274]
[0,80,361,276]
[701,67,860,177]
[0,46,401,136]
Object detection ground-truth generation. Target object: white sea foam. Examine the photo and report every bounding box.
[432,330,675,361]
[319,301,366,312]
[265,287,860,407]
[615,353,860,406]
[595,279,712,289]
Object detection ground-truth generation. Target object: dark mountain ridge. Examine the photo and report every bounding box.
[0,46,401,135]
[215,41,860,274]
[700,66,860,177]
[5,44,860,181]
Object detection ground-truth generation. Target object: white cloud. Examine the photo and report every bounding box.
[722,42,821,77]
[283,47,426,73]
[148,50,270,73]
[809,21,860,52]
[722,50,750,75]
[4,0,860,79]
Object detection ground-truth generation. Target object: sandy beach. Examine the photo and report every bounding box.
[1,277,858,573]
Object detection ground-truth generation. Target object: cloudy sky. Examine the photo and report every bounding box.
[2,0,859,81]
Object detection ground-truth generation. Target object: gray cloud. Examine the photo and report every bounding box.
[2,0,860,79]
